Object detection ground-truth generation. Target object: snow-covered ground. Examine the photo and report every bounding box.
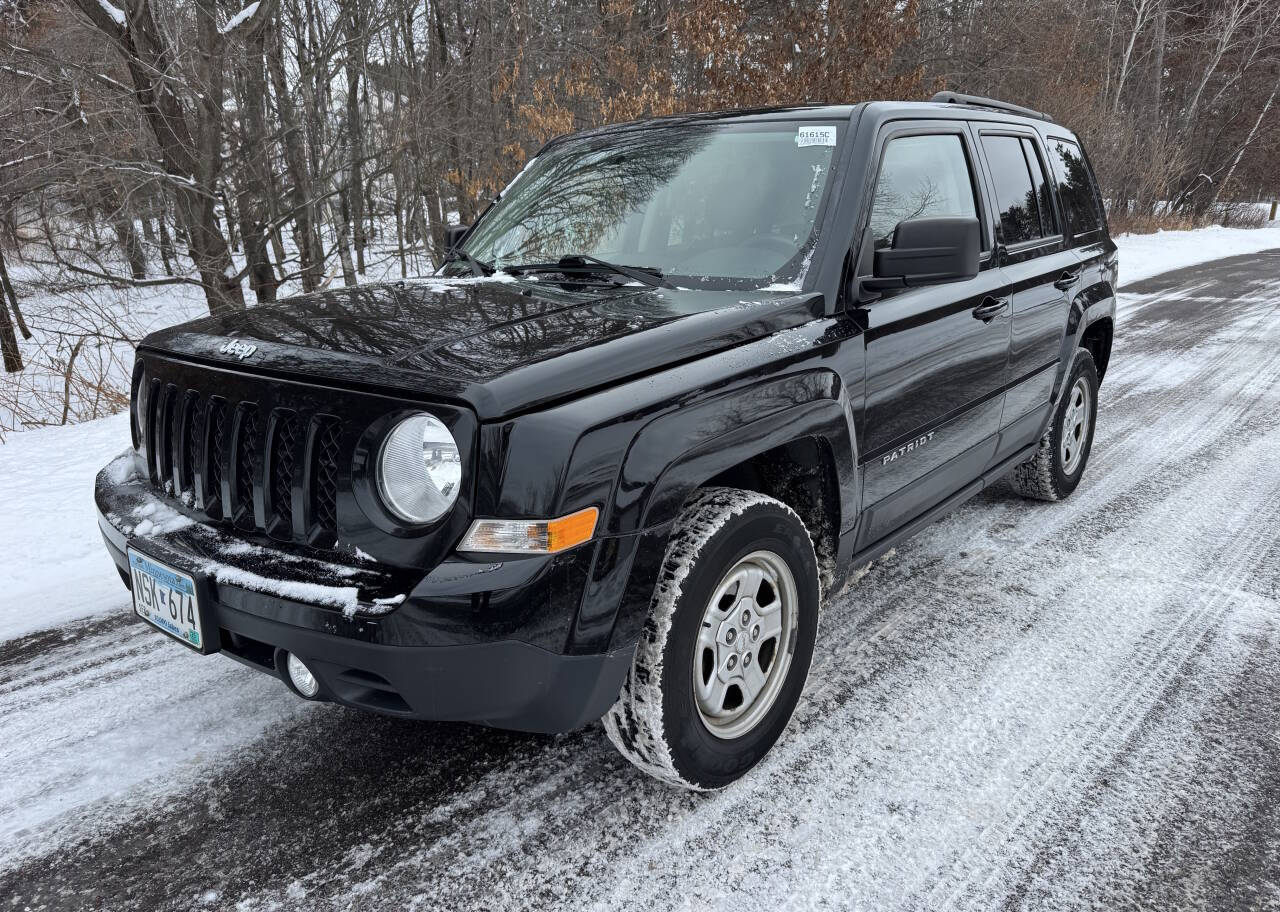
[0,413,132,640]
[0,228,1278,909]
[1115,217,1280,283]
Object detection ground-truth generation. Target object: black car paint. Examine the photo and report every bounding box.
[95,100,1117,732]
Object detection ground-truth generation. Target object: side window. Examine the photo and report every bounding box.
[868,134,978,248]
[980,134,1044,246]
[1021,137,1057,238]
[1048,138,1102,237]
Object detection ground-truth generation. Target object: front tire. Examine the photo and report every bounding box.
[603,487,819,790]
[1009,347,1100,501]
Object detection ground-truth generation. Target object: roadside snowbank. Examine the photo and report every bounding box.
[1115,219,1280,285]
[0,413,130,641]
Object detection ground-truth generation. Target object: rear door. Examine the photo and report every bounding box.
[1044,132,1116,306]
[972,127,1080,458]
[854,122,1012,548]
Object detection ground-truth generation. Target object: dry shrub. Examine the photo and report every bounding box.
[1107,211,1198,235]
[1108,202,1269,235]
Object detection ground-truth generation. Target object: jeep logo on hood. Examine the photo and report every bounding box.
[218,339,258,361]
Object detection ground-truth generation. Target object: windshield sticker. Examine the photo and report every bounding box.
[795,126,837,148]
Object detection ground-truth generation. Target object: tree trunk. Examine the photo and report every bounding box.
[156,208,175,277]
[344,0,367,274]
[108,208,146,279]
[232,5,280,304]
[0,242,32,340]
[0,245,24,373]
[69,0,245,314]
[1211,75,1279,209]
[267,22,324,292]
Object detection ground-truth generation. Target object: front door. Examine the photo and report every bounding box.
[854,125,1012,548]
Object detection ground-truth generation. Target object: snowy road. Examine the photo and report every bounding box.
[4,249,1280,910]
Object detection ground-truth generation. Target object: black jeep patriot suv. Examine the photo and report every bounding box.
[96,92,1116,789]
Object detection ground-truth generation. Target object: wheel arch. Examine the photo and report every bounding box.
[1079,315,1113,382]
[597,375,857,653]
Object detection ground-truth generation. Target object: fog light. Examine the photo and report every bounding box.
[285,653,320,698]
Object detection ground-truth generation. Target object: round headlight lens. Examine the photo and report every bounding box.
[377,414,461,524]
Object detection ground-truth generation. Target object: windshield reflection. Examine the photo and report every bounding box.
[456,120,842,288]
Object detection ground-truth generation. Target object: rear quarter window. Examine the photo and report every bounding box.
[1047,137,1105,238]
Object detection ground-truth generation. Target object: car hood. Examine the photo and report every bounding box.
[142,275,821,419]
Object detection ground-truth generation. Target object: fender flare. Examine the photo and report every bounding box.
[583,374,859,654]
[608,370,859,537]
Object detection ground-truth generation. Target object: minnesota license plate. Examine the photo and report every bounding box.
[128,549,206,651]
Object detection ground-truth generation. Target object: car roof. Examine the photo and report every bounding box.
[540,100,1080,156]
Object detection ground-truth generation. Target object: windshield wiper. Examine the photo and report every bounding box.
[503,254,674,289]
[442,248,494,277]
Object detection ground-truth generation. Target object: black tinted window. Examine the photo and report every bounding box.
[868,134,978,247]
[981,135,1043,245]
[1021,138,1057,237]
[1048,138,1102,236]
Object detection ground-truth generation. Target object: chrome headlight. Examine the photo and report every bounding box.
[377,414,461,524]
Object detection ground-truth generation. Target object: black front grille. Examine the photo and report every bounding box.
[133,365,346,548]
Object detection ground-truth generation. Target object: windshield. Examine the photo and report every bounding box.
[454,120,843,288]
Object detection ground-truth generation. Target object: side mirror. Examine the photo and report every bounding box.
[444,224,470,250]
[867,216,980,291]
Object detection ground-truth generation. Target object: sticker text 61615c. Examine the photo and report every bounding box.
[795,126,837,148]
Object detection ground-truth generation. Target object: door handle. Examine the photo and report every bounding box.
[972,296,1009,322]
[1053,269,1082,291]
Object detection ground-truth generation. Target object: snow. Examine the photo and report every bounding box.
[1113,218,1280,284]
[0,413,136,641]
[500,156,538,196]
[96,0,125,27]
[219,1,261,34]
[0,608,311,868]
[415,271,518,292]
[206,564,359,612]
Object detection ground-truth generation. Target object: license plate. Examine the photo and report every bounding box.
[128,549,206,651]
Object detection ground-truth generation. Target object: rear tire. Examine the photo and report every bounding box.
[1009,348,1099,501]
[603,487,819,790]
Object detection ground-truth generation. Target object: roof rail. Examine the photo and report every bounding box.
[929,91,1054,123]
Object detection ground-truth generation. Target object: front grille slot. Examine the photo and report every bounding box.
[178,391,201,500]
[233,404,260,528]
[144,377,162,483]
[129,360,356,551]
[154,383,178,494]
[205,397,227,516]
[267,410,299,539]
[309,416,341,546]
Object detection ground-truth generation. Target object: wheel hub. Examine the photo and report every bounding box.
[693,550,798,740]
[1060,376,1092,475]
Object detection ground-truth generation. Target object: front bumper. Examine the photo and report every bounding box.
[96,451,634,733]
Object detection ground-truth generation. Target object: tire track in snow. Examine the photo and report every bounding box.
[1011,286,1280,550]
[0,613,313,869]
[924,476,1280,910]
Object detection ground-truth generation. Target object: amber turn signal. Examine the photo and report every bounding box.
[458,506,599,554]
